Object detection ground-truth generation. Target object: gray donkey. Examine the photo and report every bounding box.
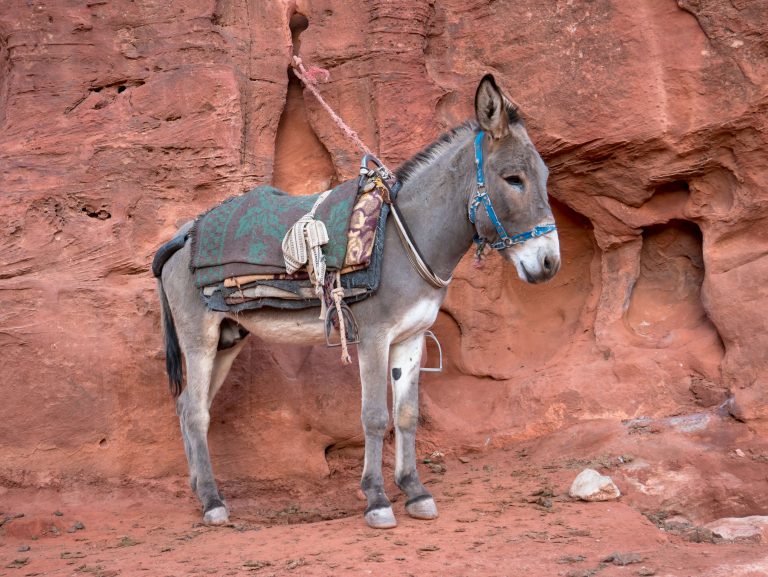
[153,74,560,529]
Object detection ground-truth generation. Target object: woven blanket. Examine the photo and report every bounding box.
[191,179,359,288]
[201,203,390,313]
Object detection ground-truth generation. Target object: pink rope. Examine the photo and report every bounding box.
[291,56,376,159]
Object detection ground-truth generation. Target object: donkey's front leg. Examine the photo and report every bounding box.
[391,333,438,520]
[358,336,397,529]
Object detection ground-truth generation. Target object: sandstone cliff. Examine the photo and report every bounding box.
[0,0,766,484]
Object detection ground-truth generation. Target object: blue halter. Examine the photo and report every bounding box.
[468,131,557,251]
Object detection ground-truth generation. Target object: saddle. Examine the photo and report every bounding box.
[190,175,390,348]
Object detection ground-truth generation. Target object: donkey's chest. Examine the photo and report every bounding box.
[386,295,442,344]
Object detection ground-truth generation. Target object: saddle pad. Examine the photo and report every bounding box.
[191,179,359,288]
[201,203,390,313]
[220,183,384,289]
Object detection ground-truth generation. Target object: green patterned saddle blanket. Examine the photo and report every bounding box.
[190,179,361,288]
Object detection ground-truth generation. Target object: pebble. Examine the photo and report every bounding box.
[17,545,31,552]
[6,558,29,569]
[603,552,644,566]
[569,469,621,501]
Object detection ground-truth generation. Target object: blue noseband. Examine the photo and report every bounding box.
[469,131,557,251]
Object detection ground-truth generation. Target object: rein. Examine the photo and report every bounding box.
[469,131,557,253]
[359,156,452,289]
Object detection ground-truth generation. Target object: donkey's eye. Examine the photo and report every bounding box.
[504,175,524,189]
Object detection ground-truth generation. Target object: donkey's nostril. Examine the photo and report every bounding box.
[543,255,552,273]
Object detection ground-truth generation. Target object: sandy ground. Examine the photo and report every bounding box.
[2,435,766,577]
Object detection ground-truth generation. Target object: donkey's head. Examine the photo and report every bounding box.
[471,74,560,284]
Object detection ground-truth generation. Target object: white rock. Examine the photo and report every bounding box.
[569,468,621,501]
[703,516,768,543]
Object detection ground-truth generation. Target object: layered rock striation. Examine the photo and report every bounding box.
[0,0,765,485]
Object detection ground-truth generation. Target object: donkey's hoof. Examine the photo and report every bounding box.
[364,507,397,529]
[405,496,438,520]
[203,505,229,526]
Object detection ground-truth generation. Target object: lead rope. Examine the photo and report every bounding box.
[292,56,374,158]
[292,57,452,290]
[292,57,450,365]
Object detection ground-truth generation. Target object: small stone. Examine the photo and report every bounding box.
[60,551,86,559]
[536,496,553,509]
[566,570,598,577]
[569,469,621,501]
[429,451,445,464]
[243,560,271,569]
[74,521,86,530]
[637,568,656,576]
[602,552,644,566]
[6,558,29,569]
[17,545,31,552]
[428,463,446,474]
[557,555,586,564]
[285,558,305,570]
[458,456,470,464]
[54,510,64,516]
[735,448,745,457]
[703,516,768,543]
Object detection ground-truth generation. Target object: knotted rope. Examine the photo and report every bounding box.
[332,272,352,365]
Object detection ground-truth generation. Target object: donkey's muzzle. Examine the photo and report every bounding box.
[508,232,561,284]
[521,250,560,284]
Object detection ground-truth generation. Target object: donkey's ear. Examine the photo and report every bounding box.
[475,74,512,140]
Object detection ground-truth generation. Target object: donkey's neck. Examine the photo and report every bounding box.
[393,132,477,281]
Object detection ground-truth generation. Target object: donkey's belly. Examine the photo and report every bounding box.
[227,308,328,346]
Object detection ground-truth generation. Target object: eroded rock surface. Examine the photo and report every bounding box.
[0,0,766,491]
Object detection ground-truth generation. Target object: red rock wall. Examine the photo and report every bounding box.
[1,0,766,484]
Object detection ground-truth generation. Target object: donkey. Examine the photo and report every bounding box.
[154,74,560,529]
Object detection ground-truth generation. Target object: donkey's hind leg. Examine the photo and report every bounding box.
[391,333,438,520]
[176,340,231,525]
[178,332,247,526]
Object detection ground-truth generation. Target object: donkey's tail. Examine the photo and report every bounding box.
[152,231,189,398]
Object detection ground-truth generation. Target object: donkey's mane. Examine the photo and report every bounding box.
[395,121,477,183]
[395,102,521,184]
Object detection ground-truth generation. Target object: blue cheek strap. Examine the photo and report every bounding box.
[468,131,557,251]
